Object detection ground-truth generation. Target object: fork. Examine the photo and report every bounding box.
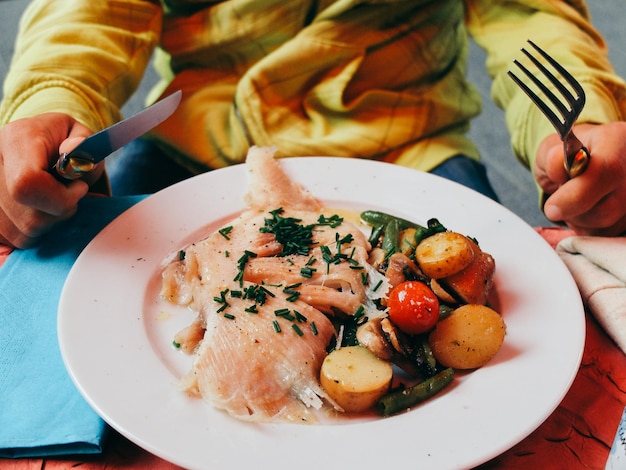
[508,39,590,178]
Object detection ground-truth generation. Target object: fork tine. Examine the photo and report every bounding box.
[520,47,584,123]
[527,40,586,108]
[507,66,567,136]
[518,50,574,117]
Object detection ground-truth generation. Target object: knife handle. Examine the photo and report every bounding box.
[52,152,96,181]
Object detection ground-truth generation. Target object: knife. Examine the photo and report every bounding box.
[53,90,182,180]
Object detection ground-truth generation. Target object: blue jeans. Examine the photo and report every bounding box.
[108,138,499,201]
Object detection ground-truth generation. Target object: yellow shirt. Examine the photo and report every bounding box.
[1,0,625,175]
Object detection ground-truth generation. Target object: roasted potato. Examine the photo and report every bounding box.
[428,304,506,369]
[437,240,495,305]
[320,346,393,413]
[415,231,475,279]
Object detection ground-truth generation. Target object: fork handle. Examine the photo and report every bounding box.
[563,132,590,178]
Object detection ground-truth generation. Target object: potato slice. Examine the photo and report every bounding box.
[428,304,506,369]
[415,231,475,279]
[320,346,393,413]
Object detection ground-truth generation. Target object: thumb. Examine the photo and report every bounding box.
[59,136,87,156]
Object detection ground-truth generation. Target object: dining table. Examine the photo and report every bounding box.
[0,194,624,470]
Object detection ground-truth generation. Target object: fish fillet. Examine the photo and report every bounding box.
[160,146,387,423]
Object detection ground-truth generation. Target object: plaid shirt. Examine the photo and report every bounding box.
[2,0,625,173]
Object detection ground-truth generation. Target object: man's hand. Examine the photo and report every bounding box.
[535,122,626,236]
[0,113,103,248]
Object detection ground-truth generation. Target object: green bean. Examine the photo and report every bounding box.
[360,210,424,231]
[381,218,400,258]
[375,367,454,417]
[412,337,438,378]
[367,223,385,246]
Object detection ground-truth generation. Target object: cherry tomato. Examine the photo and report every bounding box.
[387,281,440,335]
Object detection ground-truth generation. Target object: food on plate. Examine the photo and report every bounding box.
[160,146,387,423]
[320,346,393,413]
[160,146,505,423]
[429,304,506,369]
[414,231,475,279]
[387,281,440,335]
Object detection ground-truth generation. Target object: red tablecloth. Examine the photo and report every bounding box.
[1,227,624,469]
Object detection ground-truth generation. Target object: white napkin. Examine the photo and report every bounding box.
[556,236,626,354]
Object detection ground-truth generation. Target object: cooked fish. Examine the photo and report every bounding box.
[160,146,387,422]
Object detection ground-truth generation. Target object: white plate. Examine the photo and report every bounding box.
[58,157,584,470]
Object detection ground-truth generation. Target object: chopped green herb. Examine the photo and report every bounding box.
[373,279,383,292]
[294,310,307,323]
[218,225,234,239]
[172,340,181,349]
[283,287,300,302]
[272,320,282,333]
[310,322,318,335]
[224,313,235,320]
[291,324,304,336]
[234,250,257,286]
[260,208,316,256]
[354,305,365,320]
[317,214,344,228]
[300,266,316,278]
[245,304,258,313]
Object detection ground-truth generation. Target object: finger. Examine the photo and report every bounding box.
[10,171,89,219]
[59,136,87,156]
[536,146,570,196]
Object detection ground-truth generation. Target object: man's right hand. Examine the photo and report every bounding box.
[0,113,102,248]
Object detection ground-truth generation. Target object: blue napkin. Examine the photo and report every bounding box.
[0,195,145,458]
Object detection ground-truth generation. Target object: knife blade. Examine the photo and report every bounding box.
[53,90,182,180]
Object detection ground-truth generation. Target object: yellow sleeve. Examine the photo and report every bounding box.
[465,0,626,169]
[0,0,162,131]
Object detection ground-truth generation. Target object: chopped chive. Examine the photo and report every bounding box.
[291,324,304,336]
[260,286,275,298]
[263,281,282,288]
[225,250,229,257]
[373,279,383,292]
[354,305,365,320]
[317,214,343,228]
[311,322,318,335]
[224,313,235,320]
[361,272,369,285]
[218,226,233,239]
[234,250,257,286]
[283,286,301,302]
[274,308,291,316]
[294,310,307,323]
[260,208,315,257]
[245,304,258,313]
[305,257,316,266]
[178,250,186,261]
[230,290,242,298]
[300,267,316,278]
[272,320,282,333]
[172,340,181,349]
